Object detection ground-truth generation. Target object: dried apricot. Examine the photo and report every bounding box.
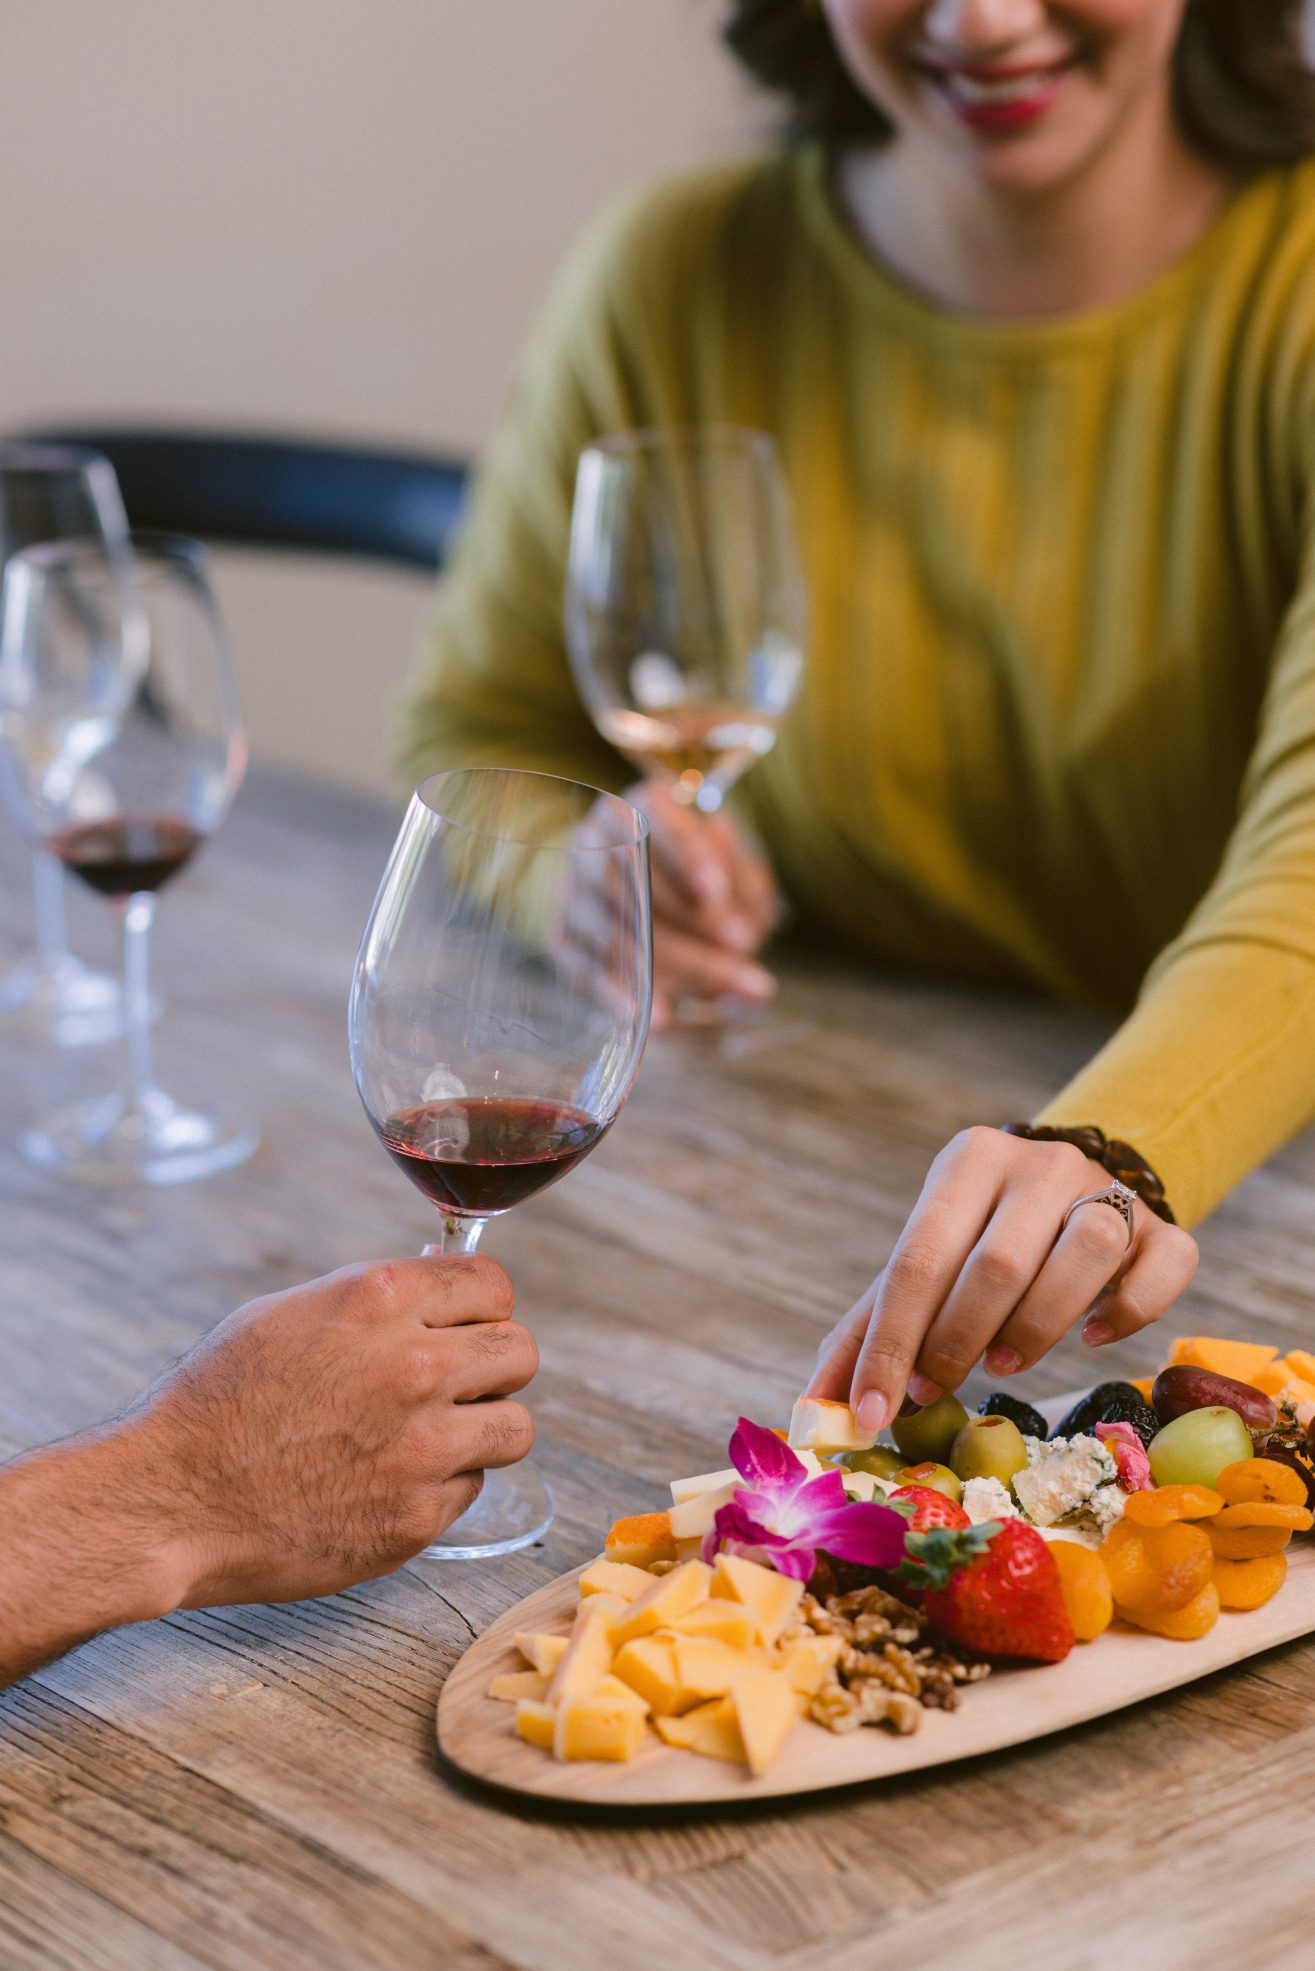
[1215,1459,1310,1508]
[1048,1541,1113,1641]
[1124,1484,1224,1527]
[1213,1551,1288,1610]
[1121,1580,1220,1640]
[1103,1523,1158,1612]
[1137,1521,1214,1610]
[1212,1501,1313,1531]
[1209,1523,1293,1561]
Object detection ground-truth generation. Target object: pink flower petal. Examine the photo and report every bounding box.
[1096,1420,1153,1491]
[729,1417,804,1491]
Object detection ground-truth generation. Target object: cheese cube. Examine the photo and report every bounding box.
[487,1669,551,1703]
[547,1596,622,1704]
[578,1557,654,1602]
[669,1483,739,1561]
[664,1600,759,1650]
[605,1511,676,1568]
[612,1559,712,1644]
[778,1633,844,1696]
[514,1631,569,1676]
[788,1396,877,1455]
[515,1699,556,1750]
[553,1689,648,1763]
[611,1636,687,1715]
[672,1637,757,1703]
[669,1465,739,1505]
[839,1468,880,1501]
[653,1696,745,1764]
[595,1673,649,1713]
[730,1667,799,1777]
[709,1553,804,1645]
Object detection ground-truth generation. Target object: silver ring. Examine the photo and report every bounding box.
[1062,1177,1137,1251]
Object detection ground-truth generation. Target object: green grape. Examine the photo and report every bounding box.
[1148,1407,1253,1488]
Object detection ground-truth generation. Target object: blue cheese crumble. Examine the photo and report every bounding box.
[1011,1433,1126,1541]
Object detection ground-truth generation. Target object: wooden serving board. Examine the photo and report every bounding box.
[436,1542,1315,1805]
[437,1389,1315,1807]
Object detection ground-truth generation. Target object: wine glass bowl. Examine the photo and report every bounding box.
[350,767,652,1557]
[565,425,806,815]
[0,533,256,1184]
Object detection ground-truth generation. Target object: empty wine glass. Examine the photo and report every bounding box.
[350,767,652,1559]
[0,533,257,1184]
[0,443,140,1045]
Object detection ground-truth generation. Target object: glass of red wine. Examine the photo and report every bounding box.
[0,533,257,1184]
[350,767,652,1559]
[0,443,141,1047]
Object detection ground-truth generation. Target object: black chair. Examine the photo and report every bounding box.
[15,426,468,573]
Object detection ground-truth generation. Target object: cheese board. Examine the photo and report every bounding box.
[436,1387,1315,1805]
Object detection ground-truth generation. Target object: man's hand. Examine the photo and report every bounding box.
[808,1128,1198,1433]
[0,1255,536,1686]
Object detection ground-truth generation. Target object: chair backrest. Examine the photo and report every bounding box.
[16,426,468,574]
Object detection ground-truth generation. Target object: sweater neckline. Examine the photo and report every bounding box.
[794,143,1279,354]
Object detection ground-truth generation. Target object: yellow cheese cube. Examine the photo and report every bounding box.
[653,1697,745,1764]
[612,1559,712,1644]
[665,1600,760,1650]
[578,1557,654,1602]
[553,1690,649,1763]
[839,1468,880,1502]
[595,1673,649,1713]
[778,1633,844,1696]
[730,1667,799,1777]
[514,1631,569,1676]
[515,1699,556,1750]
[604,1511,676,1568]
[487,1669,551,1703]
[787,1395,877,1455]
[710,1553,805,1645]
[547,1597,622,1704]
[669,1465,738,1505]
[611,1636,689,1715]
[671,1637,757,1703]
[669,1483,739,1561]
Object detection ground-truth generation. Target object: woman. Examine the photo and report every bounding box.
[403,1,1315,1432]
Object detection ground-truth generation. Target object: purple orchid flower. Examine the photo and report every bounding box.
[701,1417,910,1583]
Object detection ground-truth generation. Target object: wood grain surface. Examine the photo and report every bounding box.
[3,765,1315,1971]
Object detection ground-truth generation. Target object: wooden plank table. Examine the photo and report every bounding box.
[3,766,1315,1971]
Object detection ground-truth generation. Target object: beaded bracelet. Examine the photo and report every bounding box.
[1000,1121,1177,1225]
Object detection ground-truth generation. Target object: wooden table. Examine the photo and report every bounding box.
[3,767,1315,1971]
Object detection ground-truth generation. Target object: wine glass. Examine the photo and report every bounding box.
[0,443,141,1046]
[0,533,257,1184]
[350,767,652,1559]
[565,424,805,1022]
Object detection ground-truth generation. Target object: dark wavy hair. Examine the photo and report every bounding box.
[723,0,1315,167]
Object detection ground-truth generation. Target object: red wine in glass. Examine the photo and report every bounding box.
[49,813,204,898]
[379,1096,608,1217]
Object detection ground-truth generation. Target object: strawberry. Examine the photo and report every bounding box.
[902,1519,1075,1663]
[890,1483,970,1534]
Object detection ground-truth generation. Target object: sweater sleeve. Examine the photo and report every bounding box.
[1037,434,1315,1226]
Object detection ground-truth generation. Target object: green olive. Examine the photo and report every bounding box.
[890,1392,970,1466]
[949,1415,1029,1486]
[839,1444,907,1481]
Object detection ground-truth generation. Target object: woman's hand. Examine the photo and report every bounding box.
[808,1127,1198,1433]
[627,782,781,1026]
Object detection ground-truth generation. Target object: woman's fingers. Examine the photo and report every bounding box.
[1080,1221,1199,1347]
[652,922,776,1007]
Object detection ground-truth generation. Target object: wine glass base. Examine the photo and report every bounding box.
[21,1084,258,1186]
[413,1462,554,1561]
[0,952,145,1049]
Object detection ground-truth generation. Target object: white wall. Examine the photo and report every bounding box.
[0,1,760,794]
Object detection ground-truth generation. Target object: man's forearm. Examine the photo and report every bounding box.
[0,1424,187,1689]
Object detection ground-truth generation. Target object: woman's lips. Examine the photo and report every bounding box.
[917,57,1076,131]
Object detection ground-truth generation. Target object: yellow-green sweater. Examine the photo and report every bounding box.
[403,146,1315,1228]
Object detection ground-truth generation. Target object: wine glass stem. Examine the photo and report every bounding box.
[122,892,161,1114]
[422,1215,487,1259]
[32,850,72,968]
